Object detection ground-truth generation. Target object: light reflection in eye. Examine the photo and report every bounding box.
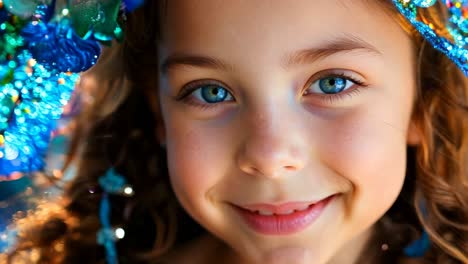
[192,84,233,103]
[307,74,362,95]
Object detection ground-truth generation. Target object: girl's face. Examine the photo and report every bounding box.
[158,0,419,263]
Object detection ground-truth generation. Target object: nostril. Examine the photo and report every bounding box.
[252,167,260,173]
[284,166,296,170]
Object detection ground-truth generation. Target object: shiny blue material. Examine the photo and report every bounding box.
[413,0,437,7]
[21,18,101,73]
[97,193,118,264]
[98,168,127,193]
[0,51,78,175]
[97,168,128,264]
[393,0,468,76]
[0,0,113,178]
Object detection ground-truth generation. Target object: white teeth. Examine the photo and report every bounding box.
[276,210,295,215]
[257,210,274,216]
[251,206,311,216]
[295,205,310,211]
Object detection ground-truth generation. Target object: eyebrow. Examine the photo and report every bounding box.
[282,34,382,68]
[160,34,382,74]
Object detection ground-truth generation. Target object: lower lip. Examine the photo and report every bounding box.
[233,195,336,235]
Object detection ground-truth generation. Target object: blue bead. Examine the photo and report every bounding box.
[99,168,127,194]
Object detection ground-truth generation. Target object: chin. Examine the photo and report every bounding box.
[229,240,332,264]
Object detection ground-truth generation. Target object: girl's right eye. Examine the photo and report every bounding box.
[176,81,235,109]
[192,84,234,104]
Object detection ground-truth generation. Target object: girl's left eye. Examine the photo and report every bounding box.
[305,75,360,95]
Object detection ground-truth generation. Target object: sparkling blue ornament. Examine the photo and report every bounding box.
[0,51,79,175]
[97,196,119,264]
[97,168,131,264]
[460,20,468,33]
[393,0,468,76]
[21,18,101,73]
[18,5,101,73]
[0,0,134,179]
[32,0,56,23]
[413,0,437,8]
[98,168,127,194]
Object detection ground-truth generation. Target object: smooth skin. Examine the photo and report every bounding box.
[156,0,420,263]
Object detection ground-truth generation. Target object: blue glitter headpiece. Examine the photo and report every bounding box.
[393,0,468,76]
[0,0,144,177]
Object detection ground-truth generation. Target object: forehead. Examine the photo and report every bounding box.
[159,0,412,74]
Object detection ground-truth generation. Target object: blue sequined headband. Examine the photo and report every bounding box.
[0,0,144,177]
[393,0,468,76]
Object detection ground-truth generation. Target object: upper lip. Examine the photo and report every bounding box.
[236,195,335,214]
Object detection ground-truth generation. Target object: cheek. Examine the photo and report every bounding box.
[320,106,408,222]
[164,115,230,220]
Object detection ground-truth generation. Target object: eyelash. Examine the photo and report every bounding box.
[305,72,367,105]
[175,79,232,110]
[175,72,368,109]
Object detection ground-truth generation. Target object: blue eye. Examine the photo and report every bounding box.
[305,73,363,96]
[318,77,348,94]
[315,76,353,94]
[192,84,233,103]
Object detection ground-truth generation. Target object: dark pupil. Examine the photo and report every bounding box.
[211,88,220,95]
[201,85,227,103]
[319,77,346,94]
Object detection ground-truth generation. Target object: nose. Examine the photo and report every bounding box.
[236,108,307,179]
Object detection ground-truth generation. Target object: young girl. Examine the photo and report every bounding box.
[4,0,467,263]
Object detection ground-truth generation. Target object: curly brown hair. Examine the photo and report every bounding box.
[3,1,467,263]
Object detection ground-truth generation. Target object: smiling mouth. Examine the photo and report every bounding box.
[232,194,337,235]
[244,203,314,216]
